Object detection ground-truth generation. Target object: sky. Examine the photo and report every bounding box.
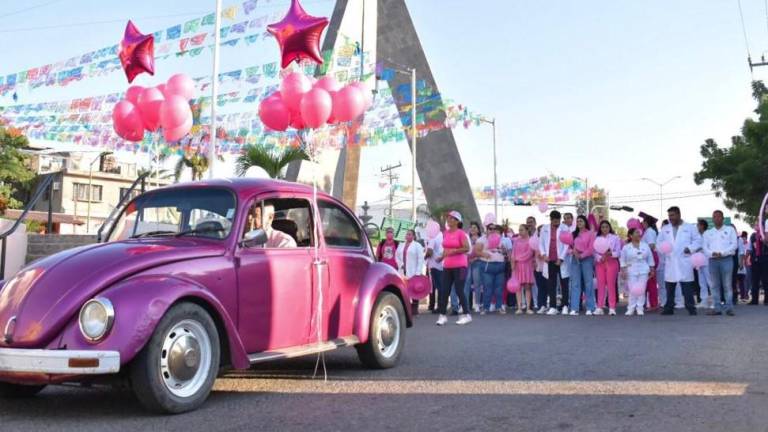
[2,0,768,230]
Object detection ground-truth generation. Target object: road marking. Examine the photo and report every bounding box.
[214,379,747,396]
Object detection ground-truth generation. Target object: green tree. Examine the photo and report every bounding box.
[174,152,222,182]
[694,81,768,223]
[235,144,309,179]
[0,126,35,212]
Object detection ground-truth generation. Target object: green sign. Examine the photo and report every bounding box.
[378,217,416,242]
[698,216,732,226]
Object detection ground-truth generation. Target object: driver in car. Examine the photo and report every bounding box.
[247,204,297,248]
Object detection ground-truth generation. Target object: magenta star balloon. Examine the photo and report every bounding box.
[119,20,155,84]
[267,0,329,69]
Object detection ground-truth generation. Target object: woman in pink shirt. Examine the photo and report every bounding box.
[594,220,622,316]
[512,224,536,315]
[567,216,597,315]
[436,211,472,326]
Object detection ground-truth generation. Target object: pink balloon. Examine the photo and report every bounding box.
[594,236,610,254]
[165,73,196,100]
[538,202,549,213]
[528,235,539,251]
[125,85,145,105]
[290,110,306,130]
[407,275,431,300]
[658,241,673,255]
[157,83,167,97]
[425,220,440,239]
[629,282,646,297]
[506,275,521,294]
[280,72,312,112]
[300,88,333,129]
[258,95,291,132]
[159,95,192,130]
[627,218,642,230]
[136,87,165,132]
[691,252,708,269]
[314,76,341,93]
[350,81,373,110]
[559,230,574,246]
[163,112,192,142]
[483,213,496,226]
[332,85,366,122]
[112,100,144,142]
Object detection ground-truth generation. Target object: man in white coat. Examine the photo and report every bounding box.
[657,206,702,316]
[538,210,570,315]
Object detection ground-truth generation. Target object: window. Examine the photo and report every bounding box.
[120,187,141,202]
[74,183,102,202]
[243,198,314,248]
[318,201,362,248]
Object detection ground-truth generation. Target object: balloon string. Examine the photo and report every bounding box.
[308,129,327,382]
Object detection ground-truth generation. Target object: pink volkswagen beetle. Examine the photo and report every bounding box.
[0,179,411,413]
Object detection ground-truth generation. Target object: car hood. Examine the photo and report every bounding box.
[0,238,226,348]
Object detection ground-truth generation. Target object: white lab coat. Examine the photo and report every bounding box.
[396,241,426,278]
[620,241,655,275]
[539,224,570,279]
[657,222,702,283]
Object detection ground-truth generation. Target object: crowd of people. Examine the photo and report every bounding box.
[376,206,768,326]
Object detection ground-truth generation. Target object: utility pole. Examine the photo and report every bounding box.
[208,0,223,179]
[381,163,402,218]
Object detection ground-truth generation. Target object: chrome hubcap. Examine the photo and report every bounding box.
[377,305,400,358]
[160,320,211,398]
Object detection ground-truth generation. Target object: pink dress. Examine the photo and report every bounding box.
[513,238,535,284]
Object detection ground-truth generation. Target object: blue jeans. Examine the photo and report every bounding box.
[428,268,443,310]
[709,257,734,312]
[482,262,506,310]
[452,260,482,311]
[569,256,596,312]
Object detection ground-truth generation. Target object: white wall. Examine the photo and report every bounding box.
[0,219,28,280]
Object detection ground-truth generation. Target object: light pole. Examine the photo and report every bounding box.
[478,117,498,219]
[86,151,112,233]
[385,63,418,222]
[208,0,223,179]
[641,176,681,219]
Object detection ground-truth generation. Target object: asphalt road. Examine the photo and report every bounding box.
[2,305,768,432]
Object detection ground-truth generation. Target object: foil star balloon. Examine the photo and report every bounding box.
[267,0,329,69]
[119,20,155,84]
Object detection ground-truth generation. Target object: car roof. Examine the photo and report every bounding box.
[159,178,335,202]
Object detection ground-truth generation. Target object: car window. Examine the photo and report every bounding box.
[318,201,363,248]
[243,198,314,248]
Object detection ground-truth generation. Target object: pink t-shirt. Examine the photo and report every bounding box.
[548,226,558,262]
[513,238,535,263]
[442,229,469,269]
[573,230,596,258]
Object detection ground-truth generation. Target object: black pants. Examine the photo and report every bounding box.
[750,258,768,304]
[439,267,469,315]
[664,281,696,314]
[534,271,546,309]
[540,262,559,309]
[428,268,443,310]
[560,277,570,309]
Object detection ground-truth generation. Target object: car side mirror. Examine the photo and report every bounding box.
[240,229,268,248]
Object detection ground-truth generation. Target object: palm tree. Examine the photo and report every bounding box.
[174,152,216,182]
[235,144,309,179]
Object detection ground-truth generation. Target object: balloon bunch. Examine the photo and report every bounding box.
[112,74,196,143]
[258,71,373,132]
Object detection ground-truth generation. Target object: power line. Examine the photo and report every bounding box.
[0,0,63,20]
[611,192,716,205]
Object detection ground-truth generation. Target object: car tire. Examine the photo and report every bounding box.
[0,383,46,398]
[130,302,220,414]
[356,292,406,369]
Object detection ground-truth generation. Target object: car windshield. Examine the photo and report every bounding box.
[107,188,237,242]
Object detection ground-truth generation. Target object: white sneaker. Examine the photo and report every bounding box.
[569,310,578,316]
[436,315,447,326]
[498,305,507,315]
[456,314,472,325]
[625,308,635,316]
[594,308,604,316]
[561,306,569,315]
[489,305,496,313]
[609,309,617,316]
[473,305,481,313]
[537,306,548,314]
[546,307,558,316]
[636,308,645,316]
[585,310,594,316]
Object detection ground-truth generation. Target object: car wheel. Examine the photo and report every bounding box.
[0,382,46,398]
[130,302,220,414]
[356,292,405,369]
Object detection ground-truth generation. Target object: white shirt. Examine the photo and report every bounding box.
[620,241,655,275]
[642,228,657,247]
[266,228,297,248]
[476,235,506,262]
[396,241,426,278]
[426,232,444,271]
[702,225,738,258]
[657,221,702,283]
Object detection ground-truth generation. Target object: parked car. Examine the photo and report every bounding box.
[0,179,412,413]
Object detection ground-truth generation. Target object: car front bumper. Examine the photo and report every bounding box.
[0,348,120,375]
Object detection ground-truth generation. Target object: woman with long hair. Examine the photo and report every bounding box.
[568,215,597,315]
[620,227,656,316]
[512,224,536,314]
[640,214,660,310]
[437,211,472,326]
[396,229,426,315]
[595,220,622,316]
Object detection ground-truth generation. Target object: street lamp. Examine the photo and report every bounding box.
[385,63,418,222]
[478,117,498,219]
[86,151,113,233]
[641,176,681,219]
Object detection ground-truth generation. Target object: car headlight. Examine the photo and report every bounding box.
[79,298,115,342]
